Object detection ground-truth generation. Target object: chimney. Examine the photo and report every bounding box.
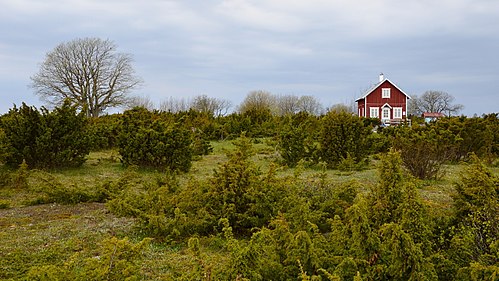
[379,73,384,82]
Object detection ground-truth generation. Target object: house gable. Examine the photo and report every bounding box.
[355,78,411,102]
[356,75,411,120]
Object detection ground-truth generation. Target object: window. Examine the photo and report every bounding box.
[393,107,402,119]
[382,88,391,98]
[370,107,379,118]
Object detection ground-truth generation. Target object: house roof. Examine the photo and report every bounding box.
[355,78,411,102]
[422,112,445,118]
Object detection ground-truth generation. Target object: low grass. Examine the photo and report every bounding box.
[0,139,496,279]
[0,203,134,279]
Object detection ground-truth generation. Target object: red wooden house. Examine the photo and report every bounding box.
[356,74,411,125]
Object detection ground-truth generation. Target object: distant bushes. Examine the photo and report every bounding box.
[0,101,90,169]
[2,101,497,177]
[383,114,499,179]
[276,111,376,168]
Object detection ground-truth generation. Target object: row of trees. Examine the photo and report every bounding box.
[29,37,464,119]
[129,91,326,116]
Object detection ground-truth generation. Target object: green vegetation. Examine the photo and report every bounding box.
[1,105,498,280]
[117,107,193,172]
[0,101,90,169]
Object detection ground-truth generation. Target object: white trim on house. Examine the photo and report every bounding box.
[355,78,411,102]
[406,95,409,116]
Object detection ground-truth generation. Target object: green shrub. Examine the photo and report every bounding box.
[449,155,499,268]
[206,135,299,238]
[11,160,29,189]
[109,135,286,239]
[107,170,214,239]
[0,167,11,188]
[0,199,9,209]
[27,170,122,205]
[390,124,456,180]
[337,153,368,172]
[26,237,150,281]
[278,113,318,167]
[118,108,193,172]
[319,111,372,168]
[0,101,90,169]
[87,114,122,150]
[28,172,94,205]
[432,115,499,162]
[191,129,213,157]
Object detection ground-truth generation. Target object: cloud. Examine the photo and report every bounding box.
[215,0,305,32]
[213,0,499,39]
[1,0,498,115]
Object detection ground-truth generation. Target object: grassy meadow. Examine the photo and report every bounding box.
[0,138,497,280]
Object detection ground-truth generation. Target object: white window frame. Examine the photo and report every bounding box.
[382,107,391,120]
[382,88,391,98]
[369,107,379,118]
[393,107,402,119]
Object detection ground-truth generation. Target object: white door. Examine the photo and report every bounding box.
[382,107,391,122]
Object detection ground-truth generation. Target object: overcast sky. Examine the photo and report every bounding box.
[1,0,498,115]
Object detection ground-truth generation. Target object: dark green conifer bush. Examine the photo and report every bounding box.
[431,115,499,162]
[447,155,499,276]
[319,111,372,168]
[107,169,215,239]
[118,107,193,172]
[278,113,319,167]
[390,124,457,180]
[340,150,437,280]
[0,101,90,169]
[207,135,282,236]
[87,114,122,150]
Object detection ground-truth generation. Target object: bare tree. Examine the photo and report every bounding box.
[238,90,276,114]
[409,90,464,116]
[159,96,191,113]
[30,38,142,117]
[213,98,233,116]
[275,94,300,116]
[297,95,324,115]
[191,94,232,116]
[127,96,155,110]
[238,91,324,116]
[329,103,352,114]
